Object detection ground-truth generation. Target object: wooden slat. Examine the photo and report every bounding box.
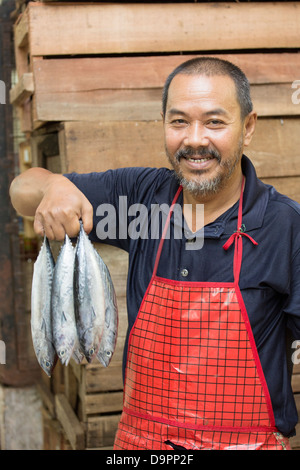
[82,362,123,395]
[9,73,34,106]
[86,414,120,448]
[82,391,123,416]
[26,3,300,56]
[246,118,300,178]
[14,7,28,48]
[32,83,299,124]
[32,53,300,91]
[60,118,300,178]
[55,393,85,450]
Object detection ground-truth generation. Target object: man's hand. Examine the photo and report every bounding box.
[9,168,93,241]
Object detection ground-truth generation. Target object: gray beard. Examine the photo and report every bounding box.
[166,140,243,198]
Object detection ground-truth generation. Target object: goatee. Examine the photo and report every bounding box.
[165,141,243,198]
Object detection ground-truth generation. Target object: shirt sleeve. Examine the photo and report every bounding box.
[64,167,162,251]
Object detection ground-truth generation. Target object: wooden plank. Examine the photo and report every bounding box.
[26,3,300,56]
[9,73,34,106]
[82,362,123,394]
[55,393,85,450]
[32,82,299,124]
[32,53,300,91]
[246,118,300,178]
[14,7,28,48]
[61,118,300,178]
[86,414,120,448]
[82,391,123,416]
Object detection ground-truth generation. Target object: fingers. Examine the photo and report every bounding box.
[31,175,94,241]
[34,200,93,241]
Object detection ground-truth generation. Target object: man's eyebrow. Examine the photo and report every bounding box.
[166,107,230,117]
[166,108,188,116]
[202,107,230,117]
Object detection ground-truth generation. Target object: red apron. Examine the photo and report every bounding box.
[114,179,291,450]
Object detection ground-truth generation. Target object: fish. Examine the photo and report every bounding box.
[74,222,106,362]
[96,261,118,367]
[31,236,57,377]
[51,234,79,366]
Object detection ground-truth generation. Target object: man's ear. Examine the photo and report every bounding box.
[243,111,257,147]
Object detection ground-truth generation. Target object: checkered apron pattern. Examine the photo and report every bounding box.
[114,181,291,450]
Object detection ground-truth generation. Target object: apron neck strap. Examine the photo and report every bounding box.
[223,176,258,284]
[152,185,182,277]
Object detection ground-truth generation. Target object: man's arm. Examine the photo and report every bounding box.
[9,167,93,241]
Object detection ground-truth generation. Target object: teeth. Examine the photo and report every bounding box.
[187,157,211,163]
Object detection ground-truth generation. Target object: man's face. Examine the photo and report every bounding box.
[163,73,253,197]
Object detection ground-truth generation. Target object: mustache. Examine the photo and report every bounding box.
[174,147,221,163]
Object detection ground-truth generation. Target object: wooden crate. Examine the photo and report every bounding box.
[9,0,300,450]
[12,2,300,59]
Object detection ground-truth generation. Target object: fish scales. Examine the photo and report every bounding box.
[31,236,57,377]
[96,259,118,367]
[74,223,106,362]
[51,234,79,366]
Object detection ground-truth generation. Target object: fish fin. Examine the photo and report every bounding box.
[61,311,68,324]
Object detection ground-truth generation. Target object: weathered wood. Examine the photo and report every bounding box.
[9,72,34,106]
[86,414,121,448]
[20,3,300,57]
[246,118,300,178]
[31,82,299,124]
[60,118,300,179]
[32,53,300,91]
[82,362,124,395]
[55,393,85,450]
[81,391,123,416]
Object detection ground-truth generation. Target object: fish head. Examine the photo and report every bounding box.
[98,348,113,367]
[38,353,57,377]
[80,327,101,363]
[56,345,74,366]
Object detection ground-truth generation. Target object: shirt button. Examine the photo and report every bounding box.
[181,268,189,277]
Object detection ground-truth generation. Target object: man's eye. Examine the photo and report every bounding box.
[171,119,186,125]
[208,120,224,126]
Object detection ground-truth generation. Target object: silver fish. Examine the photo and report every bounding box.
[51,234,78,366]
[96,262,118,367]
[74,222,106,362]
[31,236,57,377]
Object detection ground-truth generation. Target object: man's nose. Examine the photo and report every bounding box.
[183,122,209,148]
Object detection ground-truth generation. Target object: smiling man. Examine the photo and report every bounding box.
[9,57,300,450]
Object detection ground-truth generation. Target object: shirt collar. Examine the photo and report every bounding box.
[153,155,269,238]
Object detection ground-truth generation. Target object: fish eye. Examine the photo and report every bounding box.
[44,360,51,368]
[59,350,65,357]
[89,348,95,356]
[106,351,112,357]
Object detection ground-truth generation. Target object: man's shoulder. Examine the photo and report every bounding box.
[267,184,300,218]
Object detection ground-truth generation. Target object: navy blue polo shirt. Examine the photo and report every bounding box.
[65,155,300,437]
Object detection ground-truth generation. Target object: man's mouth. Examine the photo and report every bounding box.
[185,156,213,163]
[175,148,221,164]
